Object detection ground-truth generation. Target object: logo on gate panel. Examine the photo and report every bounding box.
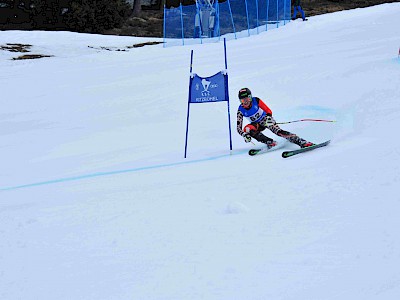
[201,79,211,96]
[194,79,219,102]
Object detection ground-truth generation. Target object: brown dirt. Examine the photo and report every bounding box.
[0,43,32,53]
[12,54,53,60]
[0,43,54,60]
[1,41,163,60]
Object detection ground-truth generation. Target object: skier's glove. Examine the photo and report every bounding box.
[265,115,276,127]
[243,133,252,143]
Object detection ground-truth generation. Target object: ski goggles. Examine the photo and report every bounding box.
[240,97,252,105]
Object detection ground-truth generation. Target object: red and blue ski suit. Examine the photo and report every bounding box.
[237,97,309,146]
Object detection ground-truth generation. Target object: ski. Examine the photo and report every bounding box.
[281,140,331,158]
[249,141,286,156]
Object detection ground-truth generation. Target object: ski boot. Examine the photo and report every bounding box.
[301,141,315,148]
[266,140,277,149]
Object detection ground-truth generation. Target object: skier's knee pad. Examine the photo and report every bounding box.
[244,124,258,135]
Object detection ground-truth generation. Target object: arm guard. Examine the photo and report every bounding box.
[237,110,246,136]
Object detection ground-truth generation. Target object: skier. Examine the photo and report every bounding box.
[237,88,314,149]
[292,0,307,21]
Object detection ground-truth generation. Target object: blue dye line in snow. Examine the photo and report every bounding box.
[0,150,246,191]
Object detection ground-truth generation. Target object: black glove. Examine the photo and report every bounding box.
[265,115,275,127]
[243,133,251,143]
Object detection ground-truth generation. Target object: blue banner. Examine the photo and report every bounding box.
[189,72,227,103]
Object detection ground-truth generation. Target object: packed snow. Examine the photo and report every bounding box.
[1,3,400,299]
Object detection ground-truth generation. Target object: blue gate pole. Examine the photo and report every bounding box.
[224,39,233,152]
[224,38,228,70]
[184,50,194,158]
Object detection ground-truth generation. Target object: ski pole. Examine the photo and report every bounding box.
[276,118,336,125]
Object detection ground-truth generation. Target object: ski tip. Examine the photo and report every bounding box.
[248,140,284,156]
[281,151,293,158]
[248,149,261,156]
[281,140,331,158]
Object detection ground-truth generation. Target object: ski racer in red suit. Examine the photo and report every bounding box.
[236,88,314,148]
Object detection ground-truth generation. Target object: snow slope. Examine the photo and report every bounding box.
[1,3,400,299]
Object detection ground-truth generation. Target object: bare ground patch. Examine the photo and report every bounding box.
[0,43,53,60]
[87,41,162,51]
[0,43,32,53]
[12,54,53,60]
